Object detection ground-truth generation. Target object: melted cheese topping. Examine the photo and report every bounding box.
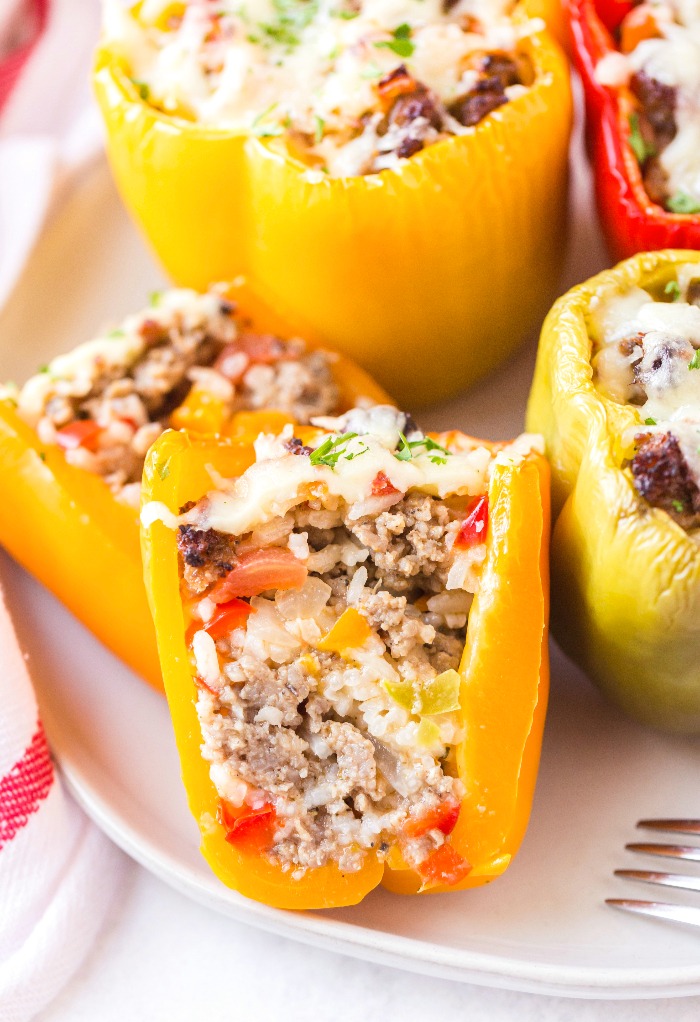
[102,0,537,176]
[142,406,540,536]
[594,0,700,207]
[591,264,700,480]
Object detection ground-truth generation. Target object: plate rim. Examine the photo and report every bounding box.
[48,717,700,1002]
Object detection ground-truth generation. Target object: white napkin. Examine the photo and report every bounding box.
[0,0,104,308]
[0,4,128,1020]
[0,584,127,1022]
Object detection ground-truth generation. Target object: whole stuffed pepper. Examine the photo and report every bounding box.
[527,249,700,733]
[140,406,549,908]
[94,0,572,407]
[0,281,390,690]
[570,0,700,261]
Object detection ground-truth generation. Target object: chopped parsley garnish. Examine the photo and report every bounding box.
[394,434,451,465]
[131,79,150,101]
[375,23,415,58]
[395,432,412,461]
[644,417,657,426]
[689,350,700,370]
[314,115,326,144]
[672,499,685,513]
[664,280,681,301]
[157,457,171,481]
[39,451,46,462]
[259,0,319,50]
[108,328,125,338]
[38,365,49,374]
[149,290,163,307]
[310,432,367,468]
[251,103,283,137]
[667,191,700,215]
[627,113,654,165]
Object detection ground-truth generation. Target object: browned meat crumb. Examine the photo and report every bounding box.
[629,71,677,207]
[177,525,235,593]
[630,71,677,149]
[449,53,521,127]
[631,431,700,528]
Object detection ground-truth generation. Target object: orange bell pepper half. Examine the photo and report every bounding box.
[0,279,391,691]
[140,427,549,908]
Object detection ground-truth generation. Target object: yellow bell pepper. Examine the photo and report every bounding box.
[527,250,700,733]
[140,427,549,908]
[93,0,572,408]
[0,281,391,692]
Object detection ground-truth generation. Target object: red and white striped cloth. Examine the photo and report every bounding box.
[0,3,127,1020]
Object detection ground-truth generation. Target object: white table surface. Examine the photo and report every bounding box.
[4,45,698,1021]
[34,862,700,1021]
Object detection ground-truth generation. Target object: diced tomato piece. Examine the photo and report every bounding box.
[215,334,293,382]
[194,674,218,696]
[218,798,276,852]
[403,798,461,839]
[209,548,307,603]
[205,598,254,639]
[55,420,102,452]
[594,0,635,32]
[371,471,400,498]
[214,345,250,382]
[119,417,140,432]
[417,843,472,888]
[454,495,488,549]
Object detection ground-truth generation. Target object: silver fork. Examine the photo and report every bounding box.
[607,819,700,928]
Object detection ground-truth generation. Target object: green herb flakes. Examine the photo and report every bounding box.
[689,350,700,370]
[667,191,700,215]
[131,79,150,101]
[627,113,655,165]
[664,280,681,301]
[309,432,367,469]
[375,23,415,58]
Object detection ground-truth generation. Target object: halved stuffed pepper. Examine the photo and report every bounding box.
[94,0,572,406]
[140,406,549,908]
[0,281,390,689]
[570,0,700,260]
[527,249,700,732]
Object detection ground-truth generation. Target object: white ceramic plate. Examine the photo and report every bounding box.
[3,154,700,1000]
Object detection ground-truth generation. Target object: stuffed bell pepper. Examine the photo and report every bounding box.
[527,249,700,733]
[94,0,572,407]
[570,0,700,260]
[0,282,390,690]
[140,406,549,909]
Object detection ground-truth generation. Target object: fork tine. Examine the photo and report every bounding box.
[606,899,700,928]
[626,842,700,862]
[614,869,700,893]
[638,819,700,836]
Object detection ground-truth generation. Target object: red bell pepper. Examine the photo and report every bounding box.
[569,0,700,260]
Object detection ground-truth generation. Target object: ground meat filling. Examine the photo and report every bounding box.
[631,431,700,528]
[591,270,700,532]
[106,0,537,178]
[183,491,475,876]
[361,53,526,171]
[629,70,677,206]
[9,290,342,506]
